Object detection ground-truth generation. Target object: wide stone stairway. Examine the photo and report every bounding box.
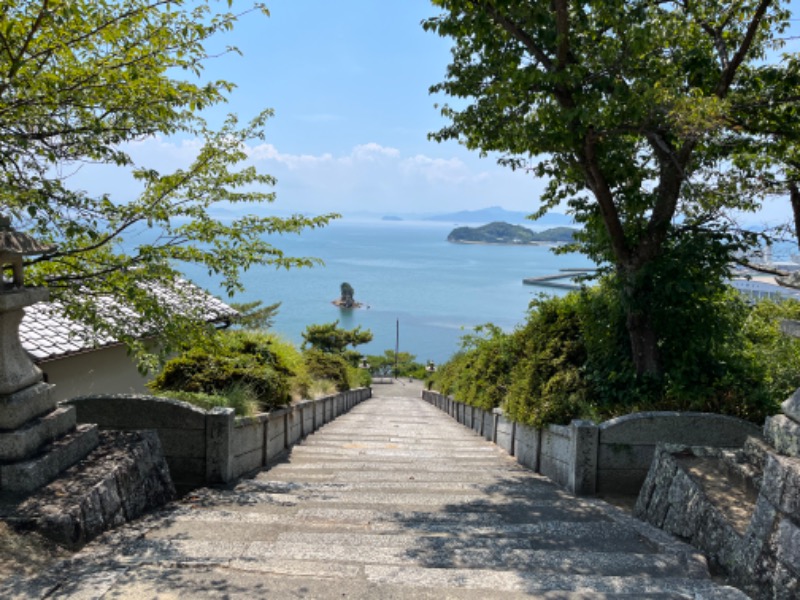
[3,381,747,598]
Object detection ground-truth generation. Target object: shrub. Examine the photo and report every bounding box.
[149,330,294,412]
[504,294,590,427]
[432,280,791,427]
[303,349,352,392]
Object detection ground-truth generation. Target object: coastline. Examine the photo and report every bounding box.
[448,240,554,246]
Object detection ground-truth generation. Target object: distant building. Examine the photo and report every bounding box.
[729,276,800,302]
[20,280,237,402]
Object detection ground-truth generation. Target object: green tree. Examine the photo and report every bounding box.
[365,350,424,378]
[229,300,281,330]
[1,0,335,369]
[425,0,788,377]
[301,320,373,356]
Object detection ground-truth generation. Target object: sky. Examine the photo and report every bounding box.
[75,0,800,222]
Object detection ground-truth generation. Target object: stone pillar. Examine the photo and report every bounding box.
[568,420,599,496]
[0,288,98,495]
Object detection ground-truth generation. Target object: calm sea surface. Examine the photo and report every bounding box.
[180,219,594,364]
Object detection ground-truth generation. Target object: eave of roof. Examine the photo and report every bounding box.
[20,279,238,363]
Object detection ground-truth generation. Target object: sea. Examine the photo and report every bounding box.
[180,218,595,365]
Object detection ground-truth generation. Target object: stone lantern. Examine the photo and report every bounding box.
[0,215,98,495]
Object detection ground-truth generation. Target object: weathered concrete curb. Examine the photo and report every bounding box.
[66,388,372,492]
[422,390,759,496]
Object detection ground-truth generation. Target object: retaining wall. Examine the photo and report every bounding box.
[66,388,371,492]
[422,390,759,496]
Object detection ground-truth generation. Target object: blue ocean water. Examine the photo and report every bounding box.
[181,219,594,364]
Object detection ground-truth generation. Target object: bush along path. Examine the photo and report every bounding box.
[2,380,747,598]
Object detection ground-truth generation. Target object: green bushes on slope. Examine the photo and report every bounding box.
[432,281,798,427]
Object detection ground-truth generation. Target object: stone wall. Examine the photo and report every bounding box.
[12,430,174,548]
[66,388,372,493]
[422,390,759,496]
[635,442,799,599]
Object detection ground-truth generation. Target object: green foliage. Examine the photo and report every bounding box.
[505,295,590,427]
[742,300,800,407]
[447,222,575,244]
[365,350,426,379]
[433,284,792,427]
[229,300,281,330]
[425,0,789,376]
[149,330,295,412]
[303,349,354,393]
[0,0,336,369]
[433,324,516,411]
[301,321,373,359]
[157,386,259,417]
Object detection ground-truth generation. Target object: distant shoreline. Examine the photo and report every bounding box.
[449,240,554,247]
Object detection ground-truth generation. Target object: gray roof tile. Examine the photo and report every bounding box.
[21,279,237,363]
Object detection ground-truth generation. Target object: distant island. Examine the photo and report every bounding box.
[382,215,403,221]
[426,206,573,226]
[447,222,577,245]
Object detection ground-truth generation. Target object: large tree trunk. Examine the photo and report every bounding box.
[620,262,663,378]
[626,309,661,377]
[790,181,800,252]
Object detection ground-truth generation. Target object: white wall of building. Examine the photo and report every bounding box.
[40,345,152,403]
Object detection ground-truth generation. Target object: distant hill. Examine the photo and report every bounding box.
[426,206,572,226]
[447,222,577,245]
[381,215,403,221]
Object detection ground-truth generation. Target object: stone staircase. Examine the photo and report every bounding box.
[2,383,747,598]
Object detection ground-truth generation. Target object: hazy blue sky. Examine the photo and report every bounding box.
[77,0,800,223]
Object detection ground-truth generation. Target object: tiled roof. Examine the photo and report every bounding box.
[20,279,238,363]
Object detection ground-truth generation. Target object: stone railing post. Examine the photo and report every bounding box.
[206,407,234,484]
[568,420,599,495]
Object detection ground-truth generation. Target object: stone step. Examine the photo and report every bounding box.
[17,564,743,600]
[244,478,569,497]
[0,423,98,494]
[149,510,665,554]
[0,405,76,462]
[363,566,749,598]
[121,537,703,579]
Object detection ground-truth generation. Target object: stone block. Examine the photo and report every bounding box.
[597,468,653,495]
[766,415,800,458]
[205,407,233,484]
[569,420,598,495]
[0,423,98,494]
[775,517,800,577]
[761,452,800,522]
[482,411,493,441]
[781,387,800,423]
[598,443,655,470]
[495,414,515,454]
[67,394,207,430]
[634,446,678,527]
[514,424,540,471]
[157,428,206,458]
[600,412,759,447]
[233,419,266,456]
[539,453,569,488]
[0,382,56,430]
[0,405,76,462]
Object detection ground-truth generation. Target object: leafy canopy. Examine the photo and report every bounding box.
[424,0,792,376]
[1,0,336,368]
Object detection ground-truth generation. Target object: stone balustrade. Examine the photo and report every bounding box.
[65,388,372,493]
[422,389,760,496]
